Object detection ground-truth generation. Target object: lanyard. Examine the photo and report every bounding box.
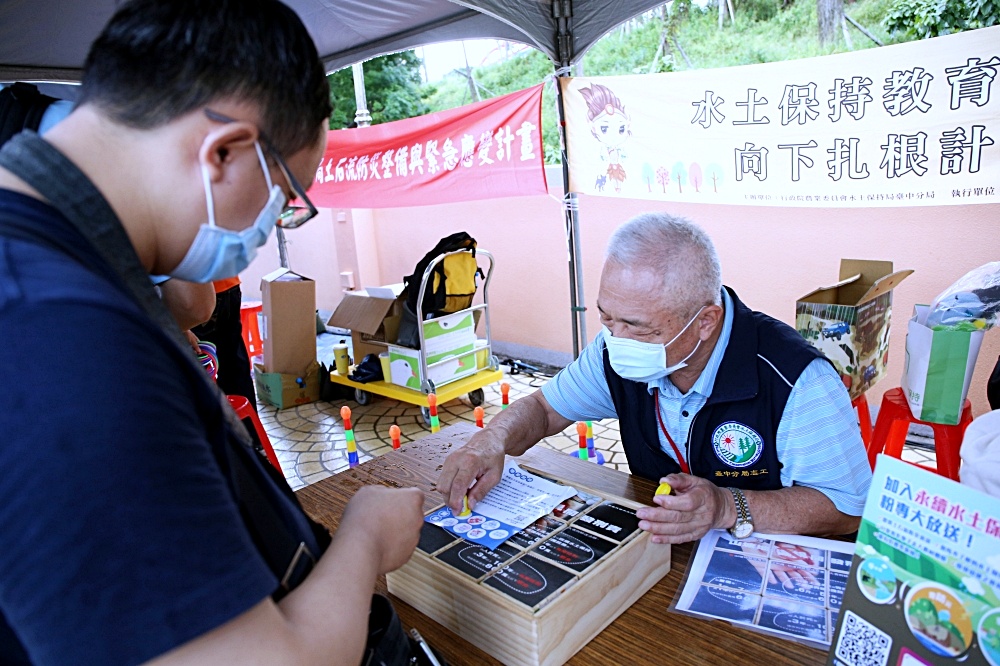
[653,388,690,475]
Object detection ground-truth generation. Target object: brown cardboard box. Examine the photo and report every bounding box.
[795,259,912,399]
[261,268,316,375]
[327,286,405,361]
[253,361,320,409]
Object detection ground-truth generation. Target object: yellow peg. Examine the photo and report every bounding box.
[655,482,673,497]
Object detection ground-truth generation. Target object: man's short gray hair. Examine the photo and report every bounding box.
[605,213,723,316]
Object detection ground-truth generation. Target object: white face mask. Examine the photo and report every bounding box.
[171,142,286,283]
[604,306,705,383]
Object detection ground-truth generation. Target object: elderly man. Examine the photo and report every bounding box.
[440,213,871,544]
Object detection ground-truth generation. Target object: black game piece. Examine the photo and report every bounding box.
[509,516,564,550]
[483,554,577,608]
[532,527,615,572]
[417,522,457,554]
[435,542,519,580]
[574,503,639,542]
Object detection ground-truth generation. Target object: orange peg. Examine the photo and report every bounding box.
[474,406,484,428]
[576,422,588,437]
[427,393,437,408]
[389,424,401,449]
[501,383,510,396]
[340,405,352,430]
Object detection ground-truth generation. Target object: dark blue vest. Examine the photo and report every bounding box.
[602,287,826,490]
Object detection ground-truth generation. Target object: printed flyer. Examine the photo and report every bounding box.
[828,455,1000,666]
[425,460,577,550]
[675,529,854,648]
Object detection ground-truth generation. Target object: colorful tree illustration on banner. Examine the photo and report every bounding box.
[689,163,703,193]
[642,163,655,192]
[671,161,687,194]
[655,166,670,193]
[705,163,724,193]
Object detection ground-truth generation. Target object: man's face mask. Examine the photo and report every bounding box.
[604,306,705,383]
[170,142,286,283]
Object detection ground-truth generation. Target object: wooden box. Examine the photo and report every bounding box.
[387,471,671,666]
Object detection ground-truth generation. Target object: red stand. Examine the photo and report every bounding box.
[227,395,282,473]
[868,387,973,481]
[240,301,264,360]
[852,393,873,451]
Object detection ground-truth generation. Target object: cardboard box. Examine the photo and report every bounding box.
[253,360,320,409]
[796,259,912,399]
[261,268,316,375]
[326,287,405,361]
[387,345,478,390]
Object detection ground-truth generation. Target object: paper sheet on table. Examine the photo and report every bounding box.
[426,459,577,549]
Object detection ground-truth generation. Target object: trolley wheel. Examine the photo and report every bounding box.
[354,388,372,406]
[468,388,485,406]
[420,406,432,425]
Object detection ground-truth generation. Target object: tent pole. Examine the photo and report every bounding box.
[554,0,586,360]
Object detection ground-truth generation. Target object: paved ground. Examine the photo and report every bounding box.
[257,334,936,491]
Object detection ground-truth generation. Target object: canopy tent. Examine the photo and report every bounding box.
[0,0,667,356]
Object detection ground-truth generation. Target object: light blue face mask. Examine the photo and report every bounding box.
[604,306,705,383]
[170,142,286,283]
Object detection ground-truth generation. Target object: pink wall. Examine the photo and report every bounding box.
[369,197,1000,416]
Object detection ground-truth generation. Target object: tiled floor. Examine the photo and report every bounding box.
[256,334,935,491]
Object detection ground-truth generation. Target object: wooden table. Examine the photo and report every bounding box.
[297,423,829,665]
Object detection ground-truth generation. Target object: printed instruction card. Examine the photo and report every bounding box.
[425,459,577,550]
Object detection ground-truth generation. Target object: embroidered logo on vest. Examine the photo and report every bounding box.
[711,422,764,468]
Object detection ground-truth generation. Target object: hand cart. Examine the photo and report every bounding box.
[327,248,503,423]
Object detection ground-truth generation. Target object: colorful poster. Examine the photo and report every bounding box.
[675,529,854,648]
[563,27,999,207]
[310,85,547,209]
[425,460,577,550]
[828,455,1000,666]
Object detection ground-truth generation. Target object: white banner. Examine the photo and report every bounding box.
[563,27,999,207]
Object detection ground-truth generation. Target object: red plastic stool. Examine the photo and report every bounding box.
[867,387,973,481]
[227,395,282,473]
[240,300,263,360]
[853,393,873,450]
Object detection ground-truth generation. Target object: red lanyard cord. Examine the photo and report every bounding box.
[653,388,690,474]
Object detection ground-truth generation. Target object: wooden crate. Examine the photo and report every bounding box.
[387,470,671,666]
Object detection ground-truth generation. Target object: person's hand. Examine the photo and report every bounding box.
[338,485,424,575]
[436,429,506,513]
[184,330,202,354]
[634,474,734,544]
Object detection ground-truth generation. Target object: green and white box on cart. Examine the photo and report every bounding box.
[388,310,477,389]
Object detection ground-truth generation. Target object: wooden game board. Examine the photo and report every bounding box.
[387,472,671,666]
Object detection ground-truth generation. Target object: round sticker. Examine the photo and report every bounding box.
[467,528,486,539]
[453,523,471,534]
[904,582,973,658]
[489,529,509,539]
[439,517,458,527]
[467,516,485,525]
[977,607,1000,666]
[711,422,764,468]
[482,520,501,531]
[856,557,897,604]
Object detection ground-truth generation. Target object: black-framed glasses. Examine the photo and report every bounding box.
[204,108,319,229]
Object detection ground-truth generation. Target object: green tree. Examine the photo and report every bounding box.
[327,51,431,129]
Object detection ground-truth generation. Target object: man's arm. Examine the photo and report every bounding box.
[160,278,216,330]
[147,485,425,666]
[437,390,572,513]
[636,476,859,545]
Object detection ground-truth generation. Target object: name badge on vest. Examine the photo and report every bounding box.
[712,421,764,468]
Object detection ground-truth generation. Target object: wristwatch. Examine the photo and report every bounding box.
[727,487,754,539]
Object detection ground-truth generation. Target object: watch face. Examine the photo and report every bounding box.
[732,522,754,539]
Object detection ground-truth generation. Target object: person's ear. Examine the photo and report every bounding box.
[696,304,724,340]
[197,121,260,185]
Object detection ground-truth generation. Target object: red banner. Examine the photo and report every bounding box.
[309,85,547,209]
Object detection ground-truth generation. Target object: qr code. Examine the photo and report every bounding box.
[834,610,892,666]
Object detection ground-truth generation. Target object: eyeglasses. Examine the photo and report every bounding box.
[204,109,319,229]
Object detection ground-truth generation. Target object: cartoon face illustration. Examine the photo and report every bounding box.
[590,107,631,149]
[578,83,632,193]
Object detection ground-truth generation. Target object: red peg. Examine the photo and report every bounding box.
[474,406,484,428]
[340,405,352,431]
[389,424,401,449]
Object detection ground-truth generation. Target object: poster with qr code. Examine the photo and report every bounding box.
[827,455,1000,666]
[674,529,854,649]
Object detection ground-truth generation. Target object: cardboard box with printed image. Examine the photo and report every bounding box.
[253,360,320,409]
[795,259,912,399]
[326,284,406,363]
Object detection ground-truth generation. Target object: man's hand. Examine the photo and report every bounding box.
[635,473,735,544]
[337,485,424,575]
[437,430,506,514]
